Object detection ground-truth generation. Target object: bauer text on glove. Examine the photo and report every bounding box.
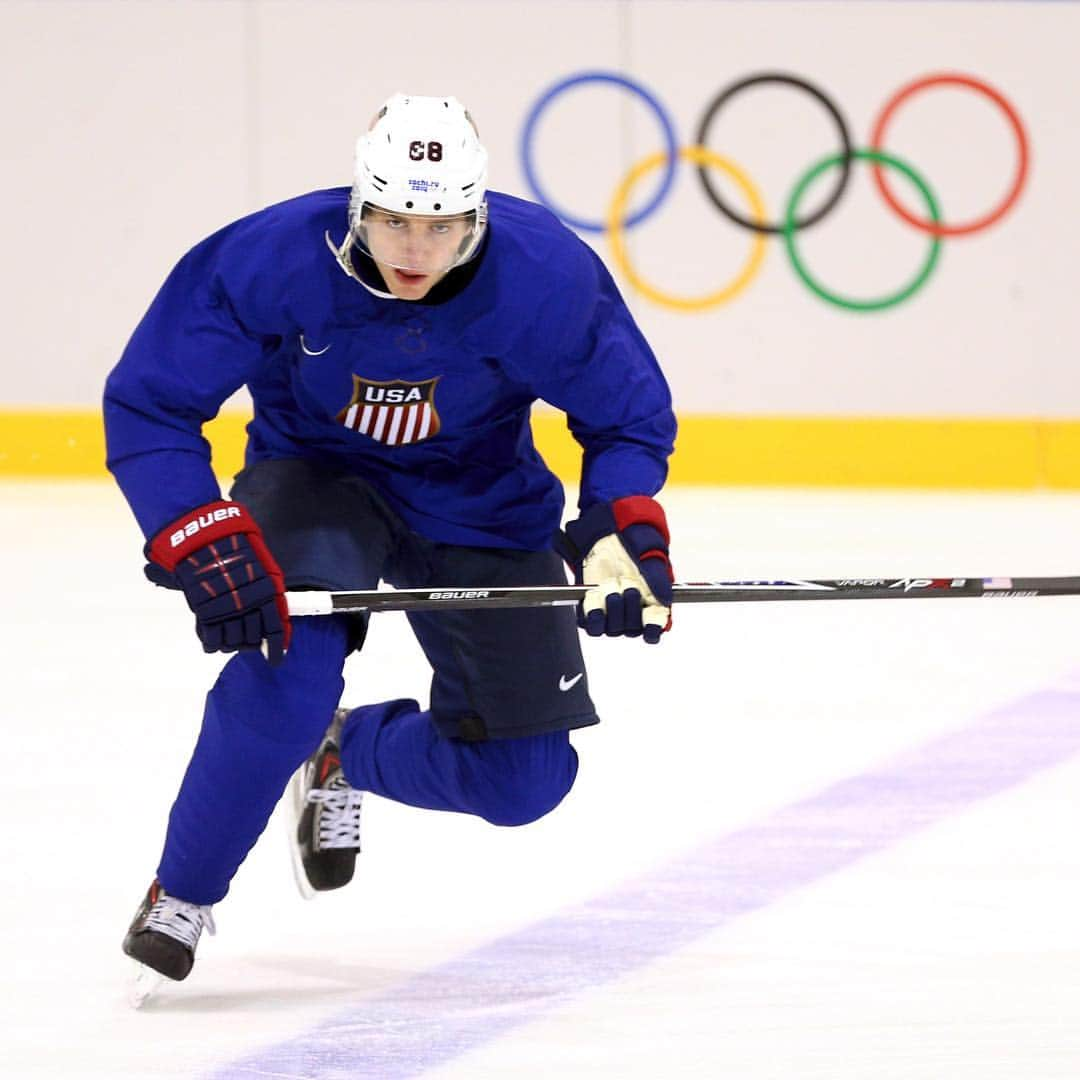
[144,500,291,664]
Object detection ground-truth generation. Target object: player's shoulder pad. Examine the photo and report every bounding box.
[181,188,351,318]
[485,191,598,293]
[482,191,609,367]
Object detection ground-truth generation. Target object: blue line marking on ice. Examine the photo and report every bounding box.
[208,683,1080,1078]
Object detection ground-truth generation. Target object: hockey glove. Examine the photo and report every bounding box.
[559,495,673,643]
[144,500,291,665]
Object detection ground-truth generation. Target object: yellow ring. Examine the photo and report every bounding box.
[606,145,768,312]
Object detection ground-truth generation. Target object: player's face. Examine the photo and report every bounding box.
[363,209,473,300]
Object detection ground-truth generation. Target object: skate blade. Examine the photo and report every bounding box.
[127,960,165,1009]
[285,767,316,901]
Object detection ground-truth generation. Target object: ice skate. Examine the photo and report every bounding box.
[122,879,216,998]
[287,708,364,898]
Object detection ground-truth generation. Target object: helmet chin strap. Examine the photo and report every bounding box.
[324,231,398,299]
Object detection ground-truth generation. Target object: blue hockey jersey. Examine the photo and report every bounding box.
[104,188,676,550]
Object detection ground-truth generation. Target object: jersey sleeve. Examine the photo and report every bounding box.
[103,224,280,537]
[515,243,676,509]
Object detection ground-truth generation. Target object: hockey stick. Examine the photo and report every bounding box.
[285,575,1080,616]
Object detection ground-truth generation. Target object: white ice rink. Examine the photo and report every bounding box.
[5,481,1080,1079]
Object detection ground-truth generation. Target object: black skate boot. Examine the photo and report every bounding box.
[288,708,363,898]
[122,879,216,981]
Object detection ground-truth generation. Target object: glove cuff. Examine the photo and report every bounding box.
[563,496,670,562]
[145,500,260,572]
[611,495,669,544]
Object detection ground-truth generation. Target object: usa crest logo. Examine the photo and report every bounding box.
[335,375,441,446]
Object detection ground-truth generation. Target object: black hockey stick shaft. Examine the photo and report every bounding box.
[285,576,1080,616]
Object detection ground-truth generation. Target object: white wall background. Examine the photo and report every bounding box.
[2,0,1076,416]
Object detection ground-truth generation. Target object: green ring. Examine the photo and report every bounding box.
[783,149,942,312]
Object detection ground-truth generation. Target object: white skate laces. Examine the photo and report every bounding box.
[307,776,364,851]
[144,893,217,949]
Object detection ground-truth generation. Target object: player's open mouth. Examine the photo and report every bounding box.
[393,269,428,284]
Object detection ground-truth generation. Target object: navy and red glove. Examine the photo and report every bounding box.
[144,500,291,665]
[559,495,674,643]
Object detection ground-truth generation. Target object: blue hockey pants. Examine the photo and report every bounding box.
[156,617,580,905]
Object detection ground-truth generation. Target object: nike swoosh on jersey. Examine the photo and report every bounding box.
[558,673,584,692]
[300,334,332,356]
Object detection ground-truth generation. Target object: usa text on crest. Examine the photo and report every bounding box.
[336,375,441,446]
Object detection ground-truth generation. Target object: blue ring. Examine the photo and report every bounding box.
[519,71,679,234]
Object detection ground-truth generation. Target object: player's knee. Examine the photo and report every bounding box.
[213,615,350,746]
[272,665,345,743]
[471,732,579,827]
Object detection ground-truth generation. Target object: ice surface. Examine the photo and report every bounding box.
[4,482,1080,1078]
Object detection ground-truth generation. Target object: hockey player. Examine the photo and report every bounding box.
[105,94,676,982]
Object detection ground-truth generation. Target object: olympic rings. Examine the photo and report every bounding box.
[784,149,942,312]
[869,73,1030,237]
[607,146,768,312]
[520,71,678,234]
[694,72,854,235]
[518,69,1031,312]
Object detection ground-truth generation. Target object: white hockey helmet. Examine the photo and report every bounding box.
[330,94,488,281]
[352,94,488,219]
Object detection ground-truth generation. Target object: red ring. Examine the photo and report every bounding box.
[869,73,1030,237]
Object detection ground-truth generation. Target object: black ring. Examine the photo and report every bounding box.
[694,72,854,235]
